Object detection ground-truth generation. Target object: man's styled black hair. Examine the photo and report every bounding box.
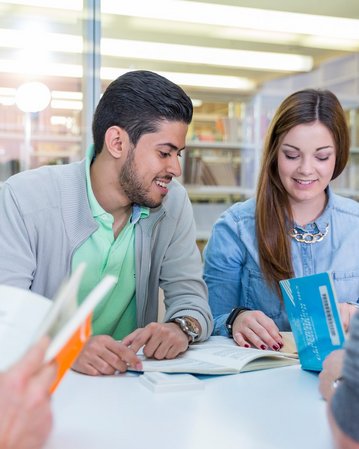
[92,70,193,155]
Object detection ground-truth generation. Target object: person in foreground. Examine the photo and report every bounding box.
[0,70,212,375]
[319,311,359,449]
[204,88,359,350]
[0,338,57,449]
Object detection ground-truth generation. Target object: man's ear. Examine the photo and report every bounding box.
[104,126,126,159]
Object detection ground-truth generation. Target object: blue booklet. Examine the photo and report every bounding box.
[280,272,345,372]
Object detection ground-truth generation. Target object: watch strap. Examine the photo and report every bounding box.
[225,307,251,337]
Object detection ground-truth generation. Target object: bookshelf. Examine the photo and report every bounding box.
[184,98,259,198]
[185,90,285,194]
[184,141,255,193]
[0,102,81,181]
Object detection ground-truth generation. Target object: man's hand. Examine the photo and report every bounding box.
[338,303,358,332]
[232,310,283,351]
[0,337,57,449]
[319,349,345,401]
[122,322,189,360]
[72,335,142,376]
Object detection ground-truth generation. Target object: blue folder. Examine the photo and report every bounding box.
[280,272,345,371]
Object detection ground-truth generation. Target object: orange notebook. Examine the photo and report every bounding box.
[0,263,116,391]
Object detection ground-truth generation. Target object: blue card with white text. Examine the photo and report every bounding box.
[280,272,345,372]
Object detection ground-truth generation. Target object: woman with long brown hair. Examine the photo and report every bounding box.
[204,88,359,350]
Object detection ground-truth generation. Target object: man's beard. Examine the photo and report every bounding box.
[119,152,163,208]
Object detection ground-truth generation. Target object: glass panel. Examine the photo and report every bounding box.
[0,2,83,182]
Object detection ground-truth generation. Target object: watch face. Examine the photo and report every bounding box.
[183,317,200,335]
[174,317,200,341]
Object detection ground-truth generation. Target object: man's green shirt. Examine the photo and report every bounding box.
[72,146,149,339]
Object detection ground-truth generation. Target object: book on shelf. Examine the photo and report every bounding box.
[280,271,346,372]
[202,160,238,186]
[132,334,298,376]
[185,153,238,186]
[0,263,116,391]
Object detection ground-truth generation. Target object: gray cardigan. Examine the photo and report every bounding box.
[331,310,359,441]
[0,160,212,340]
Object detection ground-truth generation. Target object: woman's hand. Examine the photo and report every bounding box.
[232,310,283,350]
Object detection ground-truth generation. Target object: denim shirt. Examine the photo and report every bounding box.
[203,187,359,336]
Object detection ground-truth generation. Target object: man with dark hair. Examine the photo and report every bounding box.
[0,70,212,375]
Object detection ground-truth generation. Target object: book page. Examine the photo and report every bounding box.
[0,264,117,392]
[136,336,298,375]
[0,286,51,371]
[45,273,117,363]
[186,341,298,373]
[138,353,237,374]
[0,264,89,372]
[280,331,298,355]
[34,263,86,343]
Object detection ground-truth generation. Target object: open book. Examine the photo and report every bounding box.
[133,334,299,375]
[280,272,346,371]
[0,263,116,390]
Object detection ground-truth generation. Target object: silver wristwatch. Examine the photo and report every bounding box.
[171,316,200,343]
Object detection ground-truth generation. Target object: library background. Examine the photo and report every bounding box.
[1,1,359,249]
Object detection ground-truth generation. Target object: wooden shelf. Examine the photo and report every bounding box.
[185,184,254,202]
[186,140,255,150]
[0,132,81,143]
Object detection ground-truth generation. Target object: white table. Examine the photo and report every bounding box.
[45,365,333,449]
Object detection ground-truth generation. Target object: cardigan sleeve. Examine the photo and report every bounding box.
[331,311,359,442]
